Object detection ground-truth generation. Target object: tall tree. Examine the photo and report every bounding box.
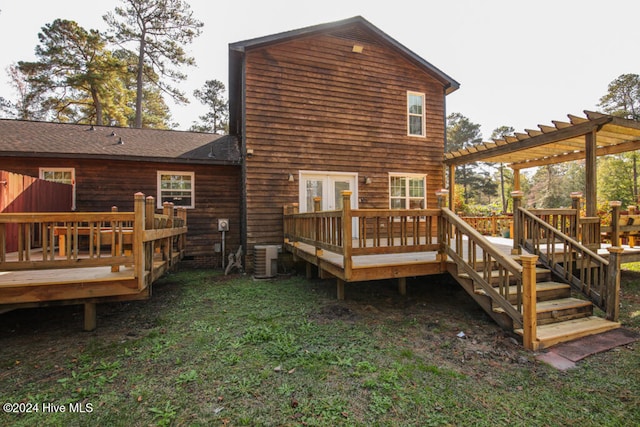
[190,79,228,133]
[446,113,483,204]
[490,126,515,213]
[598,154,635,206]
[104,0,203,128]
[598,73,640,120]
[113,49,173,129]
[17,19,129,125]
[1,64,47,120]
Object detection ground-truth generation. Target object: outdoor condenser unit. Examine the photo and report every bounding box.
[254,245,278,278]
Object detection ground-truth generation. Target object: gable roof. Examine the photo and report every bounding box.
[228,16,460,135]
[0,119,241,165]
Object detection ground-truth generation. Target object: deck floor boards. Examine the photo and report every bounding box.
[0,266,135,288]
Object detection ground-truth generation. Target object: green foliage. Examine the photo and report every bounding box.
[16,19,131,126]
[447,113,496,205]
[598,153,637,206]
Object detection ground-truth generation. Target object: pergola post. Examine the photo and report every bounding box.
[513,168,521,191]
[511,191,524,255]
[585,130,597,217]
[448,164,455,210]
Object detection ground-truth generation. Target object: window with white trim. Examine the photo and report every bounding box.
[40,167,76,210]
[389,173,426,209]
[407,91,425,137]
[157,171,195,208]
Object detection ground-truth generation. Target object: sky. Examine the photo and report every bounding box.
[0,0,639,139]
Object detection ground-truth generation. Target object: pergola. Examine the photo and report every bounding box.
[443,111,640,216]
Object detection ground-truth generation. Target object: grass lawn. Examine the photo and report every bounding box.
[0,264,638,426]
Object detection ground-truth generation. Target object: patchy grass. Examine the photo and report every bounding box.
[0,266,638,426]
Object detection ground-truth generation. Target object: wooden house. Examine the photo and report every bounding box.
[0,119,242,267]
[228,16,459,267]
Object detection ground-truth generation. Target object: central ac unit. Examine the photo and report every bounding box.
[254,245,278,278]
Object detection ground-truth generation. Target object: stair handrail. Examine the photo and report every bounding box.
[516,206,620,320]
[440,208,525,328]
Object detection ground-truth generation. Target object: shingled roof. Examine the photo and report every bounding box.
[0,119,241,165]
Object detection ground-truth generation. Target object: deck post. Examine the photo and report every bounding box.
[520,254,539,351]
[606,246,623,321]
[111,206,119,272]
[306,262,313,279]
[435,189,448,263]
[145,196,155,270]
[342,191,353,281]
[84,302,97,332]
[313,197,322,257]
[570,192,582,240]
[177,207,187,255]
[398,277,407,296]
[337,279,345,300]
[511,191,524,255]
[610,201,622,247]
[629,205,637,247]
[134,193,146,290]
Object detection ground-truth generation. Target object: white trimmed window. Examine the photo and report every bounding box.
[407,91,425,137]
[389,173,426,209]
[40,167,76,210]
[157,171,195,209]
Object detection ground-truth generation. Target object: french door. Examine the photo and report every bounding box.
[299,172,358,212]
[299,171,359,238]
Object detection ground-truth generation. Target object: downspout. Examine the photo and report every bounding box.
[239,54,248,266]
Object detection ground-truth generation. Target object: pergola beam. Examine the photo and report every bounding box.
[509,139,640,169]
[443,115,613,166]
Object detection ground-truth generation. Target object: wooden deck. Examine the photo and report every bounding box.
[284,194,629,349]
[0,193,187,329]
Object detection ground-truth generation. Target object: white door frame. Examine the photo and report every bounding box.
[298,171,359,213]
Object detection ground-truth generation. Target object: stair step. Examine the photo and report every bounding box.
[514,316,621,349]
[534,298,593,314]
[475,281,571,302]
[494,297,593,324]
[459,267,550,283]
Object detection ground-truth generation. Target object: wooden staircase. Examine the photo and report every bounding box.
[450,254,620,350]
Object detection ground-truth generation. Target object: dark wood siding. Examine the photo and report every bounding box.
[2,158,241,266]
[243,30,447,256]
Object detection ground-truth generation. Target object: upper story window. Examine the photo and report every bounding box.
[157,171,195,209]
[40,167,76,210]
[389,173,426,209]
[407,91,425,137]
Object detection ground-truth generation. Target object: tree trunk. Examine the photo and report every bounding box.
[135,32,146,129]
[91,87,103,126]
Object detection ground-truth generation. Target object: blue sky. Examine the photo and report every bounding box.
[1,0,639,139]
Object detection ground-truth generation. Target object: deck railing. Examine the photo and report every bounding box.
[459,215,512,237]
[514,206,621,321]
[0,193,187,290]
[284,192,441,280]
[602,203,640,247]
[440,208,542,349]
